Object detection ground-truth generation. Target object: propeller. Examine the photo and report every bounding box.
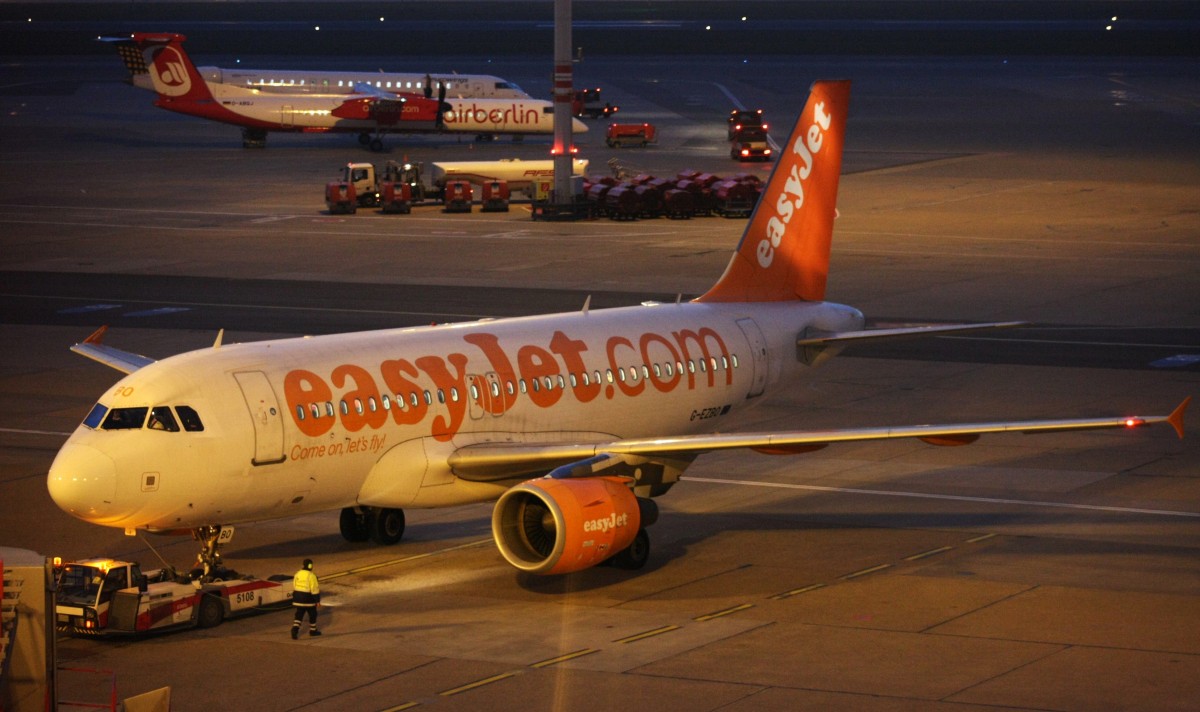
[435,81,450,131]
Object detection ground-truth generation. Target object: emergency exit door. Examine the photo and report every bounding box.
[233,371,286,465]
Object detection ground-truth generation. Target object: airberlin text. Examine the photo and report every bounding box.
[282,326,734,450]
[443,103,541,128]
[756,99,834,268]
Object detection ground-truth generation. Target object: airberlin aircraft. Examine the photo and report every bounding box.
[116,33,583,149]
[47,81,1188,579]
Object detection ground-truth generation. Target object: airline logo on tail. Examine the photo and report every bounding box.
[149,45,192,97]
[758,98,834,269]
[698,80,850,304]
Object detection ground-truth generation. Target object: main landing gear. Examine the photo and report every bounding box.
[357,132,385,152]
[340,506,405,545]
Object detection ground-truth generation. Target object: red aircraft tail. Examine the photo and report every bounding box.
[130,33,217,104]
[697,80,851,303]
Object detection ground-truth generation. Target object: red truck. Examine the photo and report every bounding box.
[606,123,657,148]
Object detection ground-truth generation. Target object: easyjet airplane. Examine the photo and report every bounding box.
[47,81,1188,578]
[114,33,583,149]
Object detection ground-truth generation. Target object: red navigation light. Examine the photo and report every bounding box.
[550,146,579,156]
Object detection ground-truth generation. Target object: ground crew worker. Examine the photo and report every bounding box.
[291,558,321,639]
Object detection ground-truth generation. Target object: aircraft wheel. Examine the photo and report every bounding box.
[370,507,405,545]
[339,507,370,542]
[610,529,650,570]
[369,138,384,152]
[358,132,371,146]
[196,594,225,629]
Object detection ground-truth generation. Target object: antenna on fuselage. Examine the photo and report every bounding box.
[582,295,591,314]
[213,328,224,348]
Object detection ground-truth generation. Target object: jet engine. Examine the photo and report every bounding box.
[491,476,656,575]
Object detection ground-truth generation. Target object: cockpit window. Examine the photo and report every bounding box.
[82,403,108,429]
[147,406,180,432]
[101,407,148,430]
[175,405,204,432]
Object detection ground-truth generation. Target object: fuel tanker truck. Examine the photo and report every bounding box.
[331,157,589,209]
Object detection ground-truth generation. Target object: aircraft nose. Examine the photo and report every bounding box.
[47,442,118,523]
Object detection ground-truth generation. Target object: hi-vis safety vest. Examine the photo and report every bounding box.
[293,569,320,606]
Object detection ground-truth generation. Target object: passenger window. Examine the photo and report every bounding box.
[83,403,108,429]
[544,376,553,390]
[710,357,718,371]
[437,390,446,404]
[722,356,729,369]
[653,364,662,378]
[569,374,578,388]
[324,402,335,417]
[355,399,364,415]
[424,390,433,405]
[666,363,674,377]
[582,372,591,386]
[594,370,603,385]
[309,404,321,419]
[102,407,148,431]
[381,395,391,410]
[491,382,501,398]
[688,361,696,374]
[699,359,707,373]
[147,406,179,432]
[340,400,350,415]
[450,387,459,403]
[368,397,378,412]
[519,380,528,394]
[295,405,305,421]
[470,384,480,400]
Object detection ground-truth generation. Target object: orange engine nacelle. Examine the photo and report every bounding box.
[492,476,644,575]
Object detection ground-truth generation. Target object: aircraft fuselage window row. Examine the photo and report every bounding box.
[246,79,460,92]
[82,404,205,432]
[293,354,740,423]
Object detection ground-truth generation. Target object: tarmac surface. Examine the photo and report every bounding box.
[1,47,1198,712]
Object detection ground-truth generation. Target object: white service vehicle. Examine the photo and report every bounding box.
[55,553,293,636]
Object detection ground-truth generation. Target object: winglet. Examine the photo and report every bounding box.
[83,325,109,345]
[1167,396,1190,440]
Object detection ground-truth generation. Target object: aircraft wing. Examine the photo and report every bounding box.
[70,326,155,374]
[448,398,1190,482]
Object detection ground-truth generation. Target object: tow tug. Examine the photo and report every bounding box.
[54,551,293,636]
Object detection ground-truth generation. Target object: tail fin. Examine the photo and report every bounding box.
[697,80,851,303]
[127,33,216,103]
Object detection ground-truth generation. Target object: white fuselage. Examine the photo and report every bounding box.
[134,67,531,99]
[174,81,583,134]
[47,300,863,532]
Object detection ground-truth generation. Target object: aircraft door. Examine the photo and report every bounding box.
[735,318,769,398]
[468,372,504,420]
[233,371,286,465]
[281,105,294,128]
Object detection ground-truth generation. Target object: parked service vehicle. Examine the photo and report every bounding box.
[727,108,766,139]
[730,126,772,161]
[572,88,618,119]
[328,158,588,210]
[606,123,657,148]
[54,557,293,636]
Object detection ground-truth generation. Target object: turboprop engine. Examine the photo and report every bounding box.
[491,476,658,575]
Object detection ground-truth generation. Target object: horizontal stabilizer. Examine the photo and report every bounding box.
[797,321,1027,347]
[70,326,155,374]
